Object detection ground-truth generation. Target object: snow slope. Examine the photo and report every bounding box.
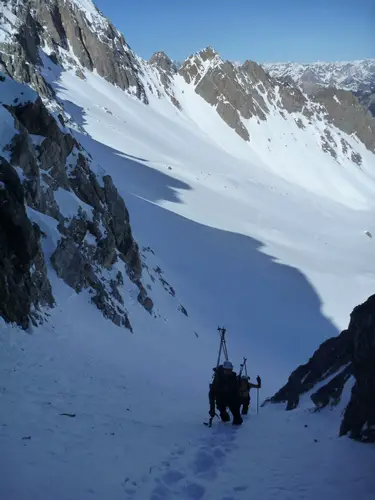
[2,313,375,500]
[50,64,375,333]
[1,36,375,500]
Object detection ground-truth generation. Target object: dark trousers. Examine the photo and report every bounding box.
[240,396,250,415]
[217,399,243,425]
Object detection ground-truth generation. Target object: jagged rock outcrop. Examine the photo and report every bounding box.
[179,49,272,141]
[178,47,375,160]
[340,296,375,442]
[311,365,352,409]
[266,329,353,411]
[0,1,56,98]
[0,72,151,330]
[267,295,375,442]
[149,52,177,73]
[149,51,181,109]
[0,0,148,101]
[313,88,375,153]
[0,156,54,329]
[2,1,374,164]
[354,88,375,118]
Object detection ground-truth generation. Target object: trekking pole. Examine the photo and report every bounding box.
[257,388,260,415]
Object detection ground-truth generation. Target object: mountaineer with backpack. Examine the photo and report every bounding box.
[209,360,243,426]
[238,374,262,415]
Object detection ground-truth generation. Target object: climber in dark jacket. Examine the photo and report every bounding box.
[238,375,261,415]
[209,361,243,426]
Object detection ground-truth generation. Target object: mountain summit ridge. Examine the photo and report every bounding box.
[1,0,374,162]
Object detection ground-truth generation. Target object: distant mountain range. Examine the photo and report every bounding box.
[263,60,375,116]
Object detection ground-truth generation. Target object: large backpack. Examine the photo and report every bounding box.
[239,377,249,399]
[212,366,237,399]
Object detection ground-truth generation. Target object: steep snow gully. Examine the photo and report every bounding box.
[1,1,375,499]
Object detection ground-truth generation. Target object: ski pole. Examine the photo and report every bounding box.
[257,388,260,415]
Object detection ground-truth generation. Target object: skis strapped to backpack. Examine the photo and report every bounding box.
[204,327,229,427]
[239,357,248,377]
[216,326,228,367]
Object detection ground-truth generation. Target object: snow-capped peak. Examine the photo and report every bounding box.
[63,0,104,24]
[263,59,375,93]
[179,46,223,86]
[232,60,243,68]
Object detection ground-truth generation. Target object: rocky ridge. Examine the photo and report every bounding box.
[1,1,374,167]
[148,51,181,109]
[0,153,54,329]
[0,72,152,330]
[0,0,193,332]
[175,47,375,158]
[0,0,148,100]
[266,295,375,443]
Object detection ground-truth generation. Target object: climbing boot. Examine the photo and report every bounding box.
[220,410,230,422]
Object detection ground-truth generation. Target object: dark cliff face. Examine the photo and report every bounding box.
[354,88,375,118]
[267,295,375,443]
[267,328,353,411]
[179,49,271,141]
[340,296,375,442]
[0,73,151,330]
[0,156,54,329]
[313,88,375,154]
[0,0,148,101]
[0,3,54,98]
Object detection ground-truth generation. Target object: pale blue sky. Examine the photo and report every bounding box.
[94,0,374,63]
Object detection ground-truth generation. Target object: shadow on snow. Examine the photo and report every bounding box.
[50,63,338,389]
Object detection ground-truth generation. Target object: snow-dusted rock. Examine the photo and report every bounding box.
[0,73,150,329]
[1,0,148,100]
[268,295,375,442]
[264,59,375,94]
[0,155,53,328]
